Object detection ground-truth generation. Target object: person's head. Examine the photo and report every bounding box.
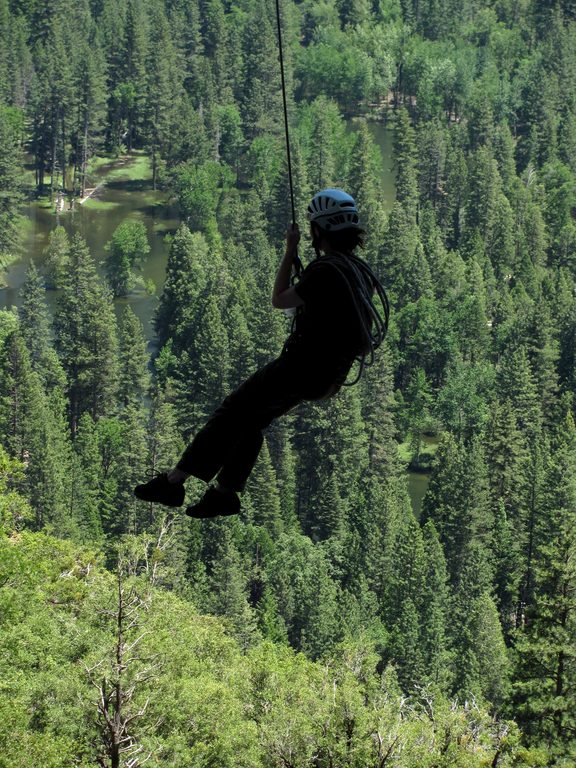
[307,188,365,254]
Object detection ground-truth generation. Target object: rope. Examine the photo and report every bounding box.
[274,0,303,278]
[316,252,390,386]
[285,251,390,386]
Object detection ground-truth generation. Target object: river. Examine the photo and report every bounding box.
[0,124,431,515]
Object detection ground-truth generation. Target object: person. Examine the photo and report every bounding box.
[134,188,388,518]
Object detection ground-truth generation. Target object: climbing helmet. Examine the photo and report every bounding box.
[307,188,362,231]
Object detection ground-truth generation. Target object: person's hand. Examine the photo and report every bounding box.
[285,223,300,255]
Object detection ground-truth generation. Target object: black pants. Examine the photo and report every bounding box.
[175,352,350,492]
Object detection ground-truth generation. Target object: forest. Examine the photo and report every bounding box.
[1,0,575,765]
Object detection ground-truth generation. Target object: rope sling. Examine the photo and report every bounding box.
[274,0,390,385]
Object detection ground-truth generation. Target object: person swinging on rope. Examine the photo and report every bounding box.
[134,189,389,518]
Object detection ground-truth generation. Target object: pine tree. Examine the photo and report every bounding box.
[244,437,283,538]
[392,107,418,221]
[420,520,452,690]
[240,0,286,139]
[299,546,342,659]
[421,434,493,585]
[208,529,260,650]
[360,340,402,480]
[347,120,387,263]
[42,225,70,289]
[0,104,24,258]
[143,2,184,187]
[224,292,256,389]
[72,412,104,543]
[389,597,424,691]
[72,35,107,196]
[436,129,467,248]
[379,202,422,304]
[53,233,119,435]
[154,225,211,349]
[417,120,447,209]
[118,306,150,410]
[0,329,73,535]
[173,291,230,436]
[300,96,347,191]
[19,260,53,380]
[511,415,576,757]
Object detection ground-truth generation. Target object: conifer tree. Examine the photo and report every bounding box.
[0,104,24,258]
[361,340,402,479]
[420,520,452,689]
[240,0,284,139]
[389,597,424,691]
[72,36,107,196]
[42,225,70,289]
[144,2,184,187]
[379,202,421,304]
[208,529,260,650]
[449,540,494,699]
[118,306,150,410]
[421,434,493,585]
[300,96,347,191]
[224,291,257,389]
[347,120,386,263]
[382,503,426,628]
[244,437,283,539]
[511,416,576,757]
[392,107,418,221]
[54,233,119,434]
[299,546,342,659]
[417,121,447,208]
[113,0,149,151]
[173,291,230,435]
[0,329,72,535]
[116,404,150,535]
[437,130,467,248]
[72,412,104,542]
[154,225,211,349]
[19,260,53,379]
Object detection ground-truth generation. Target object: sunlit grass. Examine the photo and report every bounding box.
[398,435,439,468]
[82,198,122,211]
[103,153,152,183]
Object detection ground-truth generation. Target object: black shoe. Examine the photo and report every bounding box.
[185,487,241,519]
[134,472,185,507]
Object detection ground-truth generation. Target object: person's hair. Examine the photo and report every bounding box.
[314,224,365,253]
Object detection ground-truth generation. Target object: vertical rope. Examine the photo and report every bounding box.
[274,0,302,277]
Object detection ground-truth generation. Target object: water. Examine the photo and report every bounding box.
[0,156,180,350]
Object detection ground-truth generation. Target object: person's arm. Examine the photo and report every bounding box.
[272,224,305,309]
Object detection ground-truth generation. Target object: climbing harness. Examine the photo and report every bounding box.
[275,0,303,279]
[281,250,390,386]
[312,251,390,386]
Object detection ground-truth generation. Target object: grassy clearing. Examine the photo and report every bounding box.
[102,153,152,184]
[83,198,122,211]
[398,435,439,469]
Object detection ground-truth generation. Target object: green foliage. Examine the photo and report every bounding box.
[0,530,537,767]
[0,104,24,258]
[3,0,576,761]
[104,219,150,296]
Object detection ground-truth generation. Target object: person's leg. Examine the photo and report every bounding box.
[136,357,306,509]
[174,359,295,485]
[215,429,264,492]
